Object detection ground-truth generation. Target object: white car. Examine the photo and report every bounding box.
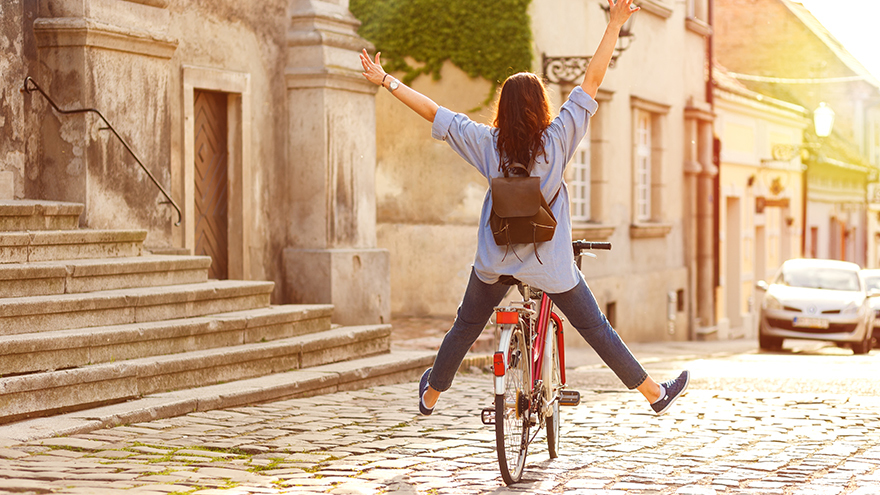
[756,259,875,354]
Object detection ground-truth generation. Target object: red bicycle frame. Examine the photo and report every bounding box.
[531,292,566,386]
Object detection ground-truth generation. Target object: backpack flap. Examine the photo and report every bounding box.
[490,176,542,217]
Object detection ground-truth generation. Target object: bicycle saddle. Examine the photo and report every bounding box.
[498,275,521,286]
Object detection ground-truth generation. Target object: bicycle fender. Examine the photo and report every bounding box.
[495,325,514,395]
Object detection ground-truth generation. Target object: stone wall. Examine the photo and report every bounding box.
[163,0,290,288]
[0,0,40,200]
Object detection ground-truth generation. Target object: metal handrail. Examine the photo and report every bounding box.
[20,77,182,226]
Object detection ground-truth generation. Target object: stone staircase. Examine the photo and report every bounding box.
[0,200,433,428]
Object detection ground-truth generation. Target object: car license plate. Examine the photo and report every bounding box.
[793,316,829,329]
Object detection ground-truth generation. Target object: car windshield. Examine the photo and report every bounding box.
[865,276,880,292]
[779,266,860,291]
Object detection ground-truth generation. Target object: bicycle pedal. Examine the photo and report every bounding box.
[559,390,581,406]
[481,407,495,425]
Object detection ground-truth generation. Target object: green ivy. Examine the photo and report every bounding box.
[350,0,534,104]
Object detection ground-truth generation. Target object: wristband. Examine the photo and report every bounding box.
[381,73,389,87]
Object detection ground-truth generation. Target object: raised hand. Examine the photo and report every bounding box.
[606,0,639,28]
[582,0,639,97]
[360,48,386,87]
[357,48,439,122]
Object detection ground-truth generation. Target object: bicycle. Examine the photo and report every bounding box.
[480,240,612,485]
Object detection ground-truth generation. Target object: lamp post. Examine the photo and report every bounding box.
[542,1,637,84]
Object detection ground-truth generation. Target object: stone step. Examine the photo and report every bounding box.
[0,280,274,336]
[0,200,83,232]
[0,255,212,298]
[0,230,147,264]
[0,324,392,423]
[0,304,334,375]
[0,350,436,442]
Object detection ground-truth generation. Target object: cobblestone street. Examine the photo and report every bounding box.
[1,361,880,495]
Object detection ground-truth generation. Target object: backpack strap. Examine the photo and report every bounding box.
[532,187,561,265]
[502,161,562,204]
[549,187,561,206]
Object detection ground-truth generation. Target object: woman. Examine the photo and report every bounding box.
[359,0,689,417]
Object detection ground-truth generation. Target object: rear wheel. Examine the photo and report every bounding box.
[495,325,531,485]
[544,319,561,458]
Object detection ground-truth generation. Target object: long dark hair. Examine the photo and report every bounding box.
[493,72,552,175]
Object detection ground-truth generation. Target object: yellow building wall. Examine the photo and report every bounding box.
[716,90,806,338]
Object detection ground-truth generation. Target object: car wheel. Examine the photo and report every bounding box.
[759,334,783,352]
[852,330,872,355]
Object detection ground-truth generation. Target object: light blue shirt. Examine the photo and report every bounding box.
[431,86,599,293]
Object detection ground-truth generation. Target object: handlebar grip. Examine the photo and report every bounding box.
[573,240,612,252]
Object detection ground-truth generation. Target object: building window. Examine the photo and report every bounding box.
[687,0,708,20]
[685,0,711,35]
[570,136,591,222]
[630,96,669,231]
[635,111,652,222]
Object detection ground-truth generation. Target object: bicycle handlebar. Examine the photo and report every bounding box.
[572,240,612,255]
[573,241,611,270]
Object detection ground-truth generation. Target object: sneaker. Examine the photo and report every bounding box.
[419,368,434,416]
[651,370,690,415]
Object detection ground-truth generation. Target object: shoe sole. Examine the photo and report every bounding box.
[654,372,690,416]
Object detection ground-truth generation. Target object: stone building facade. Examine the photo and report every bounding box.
[714,67,807,339]
[1,0,390,326]
[15,0,871,344]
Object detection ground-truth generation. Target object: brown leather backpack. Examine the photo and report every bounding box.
[489,163,560,263]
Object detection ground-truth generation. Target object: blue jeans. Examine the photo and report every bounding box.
[428,269,648,392]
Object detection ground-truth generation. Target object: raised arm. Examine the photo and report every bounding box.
[581,0,639,98]
[360,49,439,123]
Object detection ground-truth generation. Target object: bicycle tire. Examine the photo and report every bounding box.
[495,324,531,485]
[544,318,562,458]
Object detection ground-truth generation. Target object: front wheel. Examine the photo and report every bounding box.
[852,328,872,355]
[544,318,561,458]
[495,325,531,485]
[758,333,783,352]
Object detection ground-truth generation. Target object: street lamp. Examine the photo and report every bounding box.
[771,102,835,161]
[542,1,637,84]
[813,102,835,138]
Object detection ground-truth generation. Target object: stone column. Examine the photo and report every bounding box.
[697,120,718,329]
[683,116,701,340]
[685,104,717,337]
[29,0,177,238]
[282,0,391,325]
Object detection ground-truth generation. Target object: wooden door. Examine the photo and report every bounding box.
[193,90,228,279]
